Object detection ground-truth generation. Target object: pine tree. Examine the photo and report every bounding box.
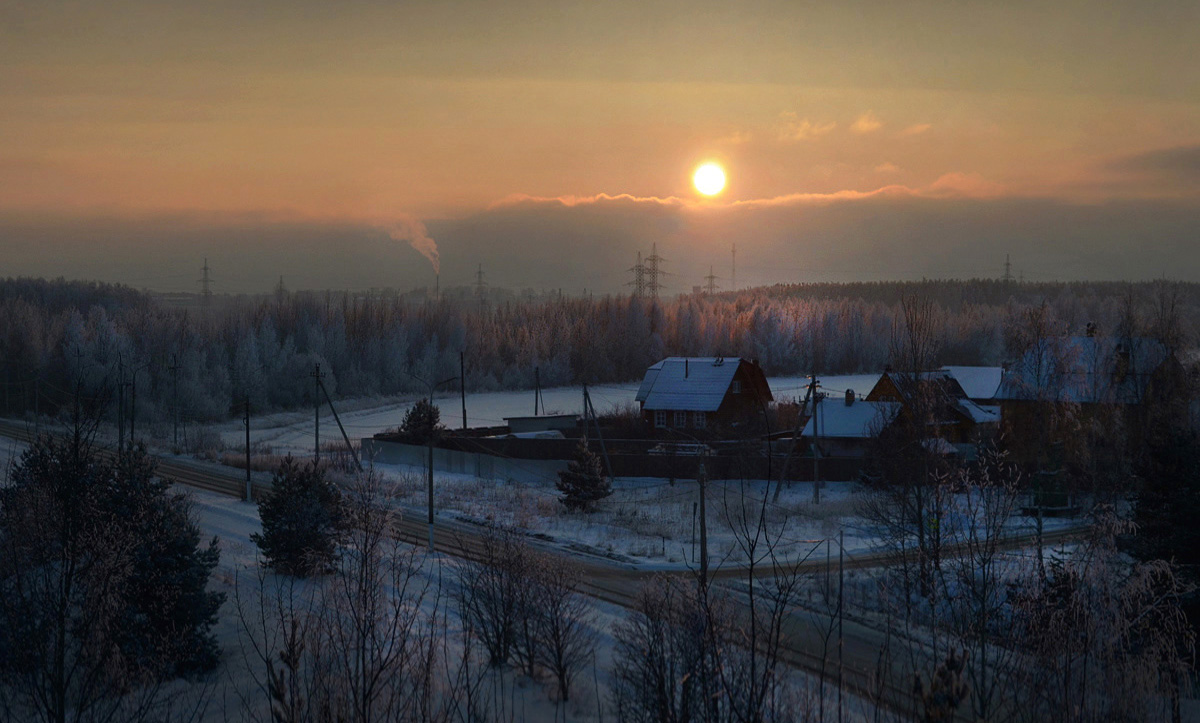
[106,445,224,676]
[556,439,611,512]
[252,456,346,577]
[0,433,224,722]
[399,398,443,445]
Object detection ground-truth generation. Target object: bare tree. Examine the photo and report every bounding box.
[530,557,596,703]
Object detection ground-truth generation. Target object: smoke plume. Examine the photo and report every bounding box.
[383,215,440,274]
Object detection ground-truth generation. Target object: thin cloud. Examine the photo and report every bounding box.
[850,111,883,134]
[925,172,1007,198]
[875,162,901,174]
[898,123,932,137]
[777,112,837,142]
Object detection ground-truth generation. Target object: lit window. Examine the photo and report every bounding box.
[674,411,687,427]
[693,411,706,428]
[655,410,667,428]
[731,380,742,394]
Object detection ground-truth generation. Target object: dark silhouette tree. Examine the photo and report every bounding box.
[0,433,223,721]
[398,398,443,445]
[556,439,610,512]
[252,456,346,577]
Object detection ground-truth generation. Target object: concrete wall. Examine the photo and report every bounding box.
[361,438,568,484]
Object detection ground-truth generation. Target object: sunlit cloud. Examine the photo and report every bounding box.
[850,111,883,134]
[777,112,837,142]
[898,123,932,137]
[490,172,1008,214]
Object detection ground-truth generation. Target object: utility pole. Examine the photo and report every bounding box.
[698,452,709,589]
[168,354,179,447]
[311,363,325,460]
[534,367,541,415]
[460,351,467,430]
[582,384,613,480]
[130,364,138,449]
[316,375,363,471]
[33,372,39,435]
[810,375,821,504]
[244,397,252,501]
[199,258,214,307]
[117,355,126,460]
[838,528,845,723]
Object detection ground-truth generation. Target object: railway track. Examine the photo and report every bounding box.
[0,419,1081,721]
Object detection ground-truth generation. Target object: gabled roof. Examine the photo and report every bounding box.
[869,370,967,405]
[637,357,769,412]
[940,366,1004,400]
[802,400,899,439]
[994,336,1171,404]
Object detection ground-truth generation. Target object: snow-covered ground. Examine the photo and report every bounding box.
[184,485,880,722]
[383,464,1077,568]
[215,374,883,457]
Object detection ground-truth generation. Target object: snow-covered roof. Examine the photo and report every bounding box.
[801,400,899,439]
[940,366,1004,400]
[959,400,1001,424]
[636,357,747,412]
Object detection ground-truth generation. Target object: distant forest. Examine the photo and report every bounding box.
[1,276,1197,433]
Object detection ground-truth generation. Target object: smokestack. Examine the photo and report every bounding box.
[685,359,689,378]
[436,272,440,301]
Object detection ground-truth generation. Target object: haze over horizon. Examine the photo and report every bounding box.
[3,1,1198,293]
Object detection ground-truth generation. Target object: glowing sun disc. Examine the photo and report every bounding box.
[693,162,726,196]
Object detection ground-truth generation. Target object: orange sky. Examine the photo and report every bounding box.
[1,1,1198,290]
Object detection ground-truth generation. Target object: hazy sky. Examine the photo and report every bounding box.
[2,0,1198,292]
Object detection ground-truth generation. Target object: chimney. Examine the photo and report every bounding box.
[845,389,855,406]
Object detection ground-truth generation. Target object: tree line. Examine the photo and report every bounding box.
[1,276,1196,435]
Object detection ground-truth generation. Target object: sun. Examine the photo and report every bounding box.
[693,162,726,196]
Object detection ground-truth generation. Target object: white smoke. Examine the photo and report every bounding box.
[382,215,439,274]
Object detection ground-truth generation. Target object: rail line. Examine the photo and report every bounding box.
[0,419,1081,721]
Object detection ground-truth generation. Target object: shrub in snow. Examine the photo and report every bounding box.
[252,456,346,577]
[556,439,611,512]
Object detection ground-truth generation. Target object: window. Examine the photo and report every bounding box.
[655,410,667,428]
[674,410,687,427]
[731,380,742,394]
[692,411,706,429]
